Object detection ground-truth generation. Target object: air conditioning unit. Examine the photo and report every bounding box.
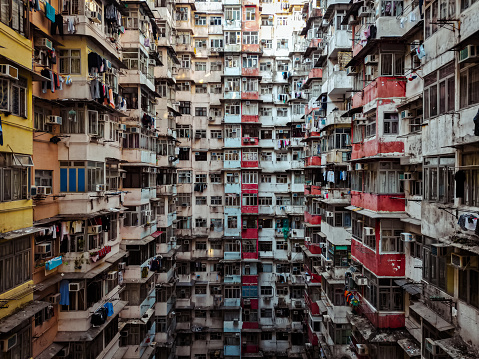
[365,65,374,76]
[409,40,421,52]
[149,59,156,65]
[358,6,374,17]
[69,282,83,292]
[364,55,378,65]
[431,243,449,256]
[459,45,479,63]
[129,127,140,133]
[46,116,63,125]
[107,271,118,281]
[363,227,375,236]
[0,64,19,80]
[425,338,440,355]
[88,225,102,234]
[1,334,17,352]
[451,253,478,269]
[120,124,127,131]
[118,262,126,270]
[35,186,52,195]
[243,299,251,305]
[305,236,311,242]
[95,184,106,192]
[326,211,334,218]
[35,38,53,50]
[49,293,61,304]
[294,243,300,247]
[355,163,365,171]
[233,318,239,324]
[401,110,413,119]
[346,66,358,76]
[36,243,51,254]
[245,101,251,105]
[322,315,331,322]
[88,11,102,23]
[400,233,416,242]
[356,277,368,286]
[183,240,190,245]
[356,344,369,355]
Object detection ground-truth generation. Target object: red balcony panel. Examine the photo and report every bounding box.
[309,38,321,48]
[304,185,322,196]
[242,137,259,146]
[241,68,260,77]
[250,298,259,309]
[242,44,260,53]
[351,238,405,277]
[241,115,259,123]
[242,252,258,259]
[352,77,406,109]
[241,183,258,191]
[305,156,321,167]
[304,264,322,283]
[351,138,404,160]
[241,228,258,239]
[304,291,320,315]
[351,191,405,212]
[242,322,259,330]
[305,242,322,255]
[306,131,321,138]
[304,211,321,225]
[243,344,260,353]
[308,67,323,80]
[356,299,405,329]
[307,325,319,346]
[241,160,259,168]
[241,92,259,100]
[241,205,258,214]
[242,275,258,285]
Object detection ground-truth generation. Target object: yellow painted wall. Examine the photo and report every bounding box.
[0,281,34,319]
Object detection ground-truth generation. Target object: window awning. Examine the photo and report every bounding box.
[151,230,163,238]
[61,260,115,280]
[435,337,479,359]
[35,343,67,359]
[345,205,409,219]
[105,250,127,263]
[394,279,422,296]
[409,302,454,331]
[0,226,48,240]
[122,235,156,246]
[0,301,50,333]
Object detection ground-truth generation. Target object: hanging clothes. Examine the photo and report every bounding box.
[45,2,56,22]
[59,280,70,306]
[51,14,64,35]
[454,170,466,198]
[473,109,479,136]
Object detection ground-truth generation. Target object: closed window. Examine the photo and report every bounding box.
[59,49,81,74]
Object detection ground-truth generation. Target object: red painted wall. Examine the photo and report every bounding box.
[351,192,405,212]
[241,115,259,123]
[357,298,405,329]
[241,160,259,168]
[304,185,322,196]
[305,156,321,167]
[305,242,322,255]
[351,238,405,277]
[241,205,258,214]
[242,68,260,77]
[241,183,258,191]
[304,211,321,225]
[351,137,404,160]
[242,138,259,146]
[352,76,406,109]
[241,228,258,239]
[307,325,319,346]
[308,67,323,80]
[242,275,258,285]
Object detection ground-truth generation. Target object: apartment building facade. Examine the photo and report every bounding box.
[300,0,479,358]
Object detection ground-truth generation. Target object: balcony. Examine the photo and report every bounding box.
[224,90,241,100]
[224,251,241,261]
[304,185,322,196]
[352,76,406,109]
[324,149,351,165]
[241,137,259,146]
[304,156,321,167]
[241,205,258,214]
[224,137,241,147]
[328,30,352,59]
[242,44,260,53]
[241,92,259,100]
[241,115,259,123]
[351,192,405,212]
[241,228,258,239]
[304,242,322,255]
[304,211,321,226]
[224,345,241,356]
[327,72,353,96]
[224,274,242,283]
[242,68,260,77]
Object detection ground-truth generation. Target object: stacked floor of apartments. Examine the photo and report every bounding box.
[300,0,479,359]
[0,0,317,358]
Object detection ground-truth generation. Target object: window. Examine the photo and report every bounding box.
[59,49,81,74]
[380,220,404,253]
[261,15,273,26]
[1,76,27,117]
[276,174,287,184]
[380,0,403,16]
[224,150,239,161]
[195,285,207,294]
[242,193,257,206]
[210,16,221,25]
[225,31,241,45]
[277,107,288,117]
[224,286,241,298]
[177,82,191,92]
[210,38,224,49]
[260,152,272,161]
[195,107,207,116]
[227,216,238,228]
[195,39,207,48]
[179,101,191,114]
[210,62,222,72]
[261,286,273,295]
[195,15,206,25]
[178,193,191,207]
[196,174,207,183]
[276,16,287,25]
[225,102,241,115]
[178,170,192,183]
[243,55,258,68]
[243,32,259,44]
[211,130,223,139]
[211,196,222,205]
[195,84,207,93]
[242,171,258,184]
[260,107,272,116]
[176,7,188,20]
[277,39,289,49]
[383,113,399,134]
[225,7,241,20]
[276,153,288,162]
[226,172,239,183]
[259,197,272,205]
[196,241,207,250]
[177,125,190,138]
[35,170,53,189]
[424,62,455,118]
[380,53,404,76]
[245,7,255,20]
[263,40,272,48]
[424,156,455,203]
[195,62,207,71]
[0,236,31,293]
[261,174,272,183]
[181,54,190,69]
[458,265,479,309]
[196,196,207,205]
[225,194,239,206]
[210,174,222,183]
[195,218,207,227]
[260,84,273,94]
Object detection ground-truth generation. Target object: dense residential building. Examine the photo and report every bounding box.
[2,0,479,357]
